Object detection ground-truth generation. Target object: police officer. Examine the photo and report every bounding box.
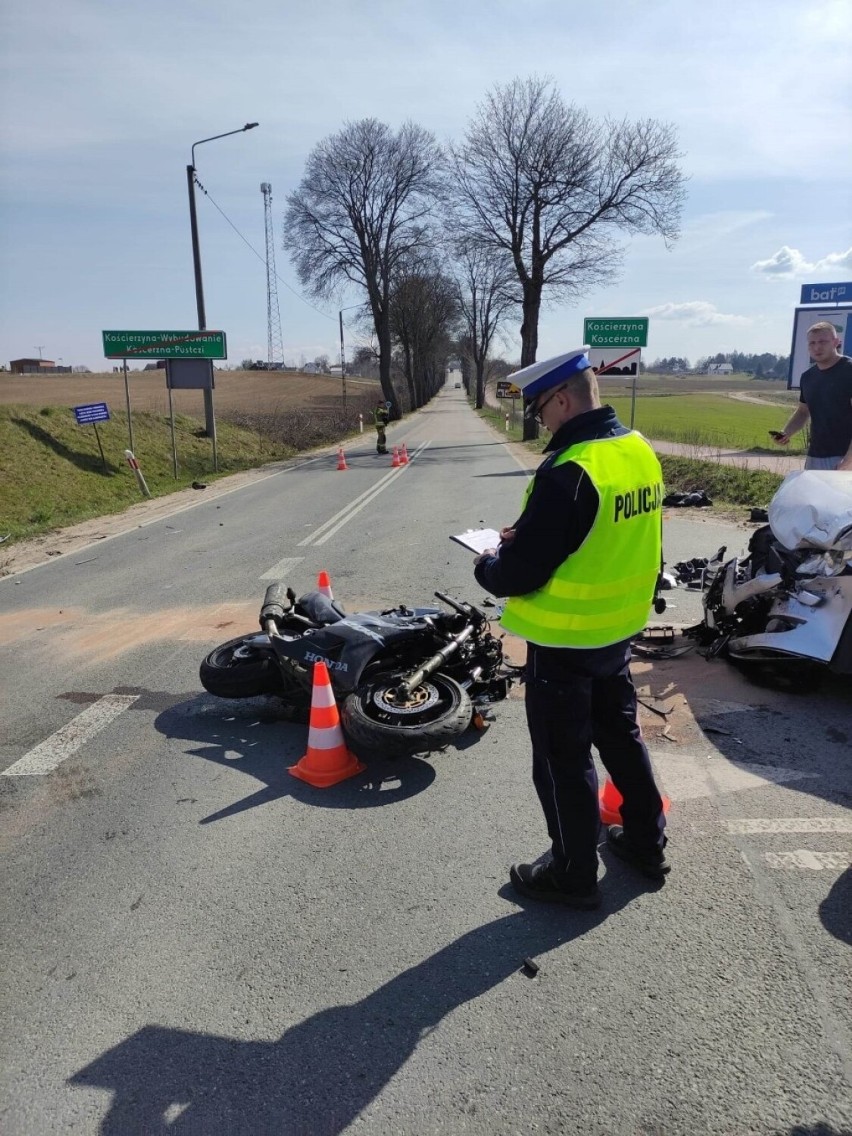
[474,348,669,909]
[373,400,390,455]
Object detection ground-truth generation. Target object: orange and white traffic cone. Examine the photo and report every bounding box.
[288,661,365,788]
[598,776,671,826]
[336,446,348,471]
[317,570,333,601]
[391,445,401,468]
[400,443,409,465]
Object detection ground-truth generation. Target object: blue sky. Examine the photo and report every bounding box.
[1,0,850,372]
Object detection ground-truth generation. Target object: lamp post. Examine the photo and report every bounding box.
[187,122,258,466]
[338,304,361,414]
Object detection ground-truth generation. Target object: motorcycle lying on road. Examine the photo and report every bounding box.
[199,585,514,756]
[687,470,852,688]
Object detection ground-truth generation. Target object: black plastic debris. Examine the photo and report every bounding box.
[671,557,710,587]
[522,957,539,977]
[749,507,769,522]
[663,490,713,507]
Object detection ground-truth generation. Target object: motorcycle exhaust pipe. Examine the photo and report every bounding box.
[260,583,290,625]
[397,625,474,696]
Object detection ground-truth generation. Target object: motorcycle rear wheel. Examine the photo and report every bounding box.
[199,636,284,699]
[342,671,472,757]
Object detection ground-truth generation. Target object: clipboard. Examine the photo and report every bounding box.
[449,528,501,555]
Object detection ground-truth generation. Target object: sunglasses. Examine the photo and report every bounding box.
[526,383,569,424]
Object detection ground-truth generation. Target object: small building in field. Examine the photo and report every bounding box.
[706,363,734,375]
[10,358,57,373]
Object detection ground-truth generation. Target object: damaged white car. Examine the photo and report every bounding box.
[687,470,852,687]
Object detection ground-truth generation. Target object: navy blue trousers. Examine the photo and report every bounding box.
[524,640,666,887]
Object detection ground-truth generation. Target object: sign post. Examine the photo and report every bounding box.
[584,319,649,427]
[102,330,227,359]
[73,402,111,472]
[102,330,227,472]
[583,318,648,348]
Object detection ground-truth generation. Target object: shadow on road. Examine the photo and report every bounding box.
[69,896,644,1134]
[818,867,852,946]
[153,693,443,823]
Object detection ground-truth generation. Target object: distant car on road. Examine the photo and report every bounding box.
[454,382,461,388]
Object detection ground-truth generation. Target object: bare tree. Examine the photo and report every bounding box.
[450,76,686,435]
[283,119,444,416]
[389,257,460,408]
[452,242,516,409]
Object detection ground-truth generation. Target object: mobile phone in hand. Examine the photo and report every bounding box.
[768,430,785,440]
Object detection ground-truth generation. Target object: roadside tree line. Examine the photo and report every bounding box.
[282,75,686,438]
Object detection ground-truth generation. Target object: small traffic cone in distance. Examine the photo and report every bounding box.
[391,445,401,468]
[598,776,671,825]
[288,661,365,788]
[317,570,334,601]
[337,446,348,471]
[400,443,409,464]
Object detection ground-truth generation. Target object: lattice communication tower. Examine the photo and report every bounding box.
[260,183,284,367]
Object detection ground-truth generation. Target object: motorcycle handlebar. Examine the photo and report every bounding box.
[434,590,486,624]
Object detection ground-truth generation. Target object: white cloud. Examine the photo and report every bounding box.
[641,302,751,327]
[751,246,852,279]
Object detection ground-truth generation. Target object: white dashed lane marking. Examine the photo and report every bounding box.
[2,694,139,776]
[763,851,851,871]
[724,818,852,834]
[260,556,304,581]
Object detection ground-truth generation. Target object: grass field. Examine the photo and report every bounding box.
[492,372,804,455]
[605,393,805,453]
[1,369,793,547]
[478,402,785,507]
[0,368,381,415]
[0,370,388,544]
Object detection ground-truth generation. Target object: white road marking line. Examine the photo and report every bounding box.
[763,850,851,871]
[2,694,139,777]
[260,556,304,581]
[300,441,431,547]
[725,818,852,834]
[649,752,820,802]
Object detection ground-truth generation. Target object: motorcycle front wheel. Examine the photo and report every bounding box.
[342,671,472,757]
[199,635,284,699]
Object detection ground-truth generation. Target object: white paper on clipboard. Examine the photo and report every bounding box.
[449,528,501,554]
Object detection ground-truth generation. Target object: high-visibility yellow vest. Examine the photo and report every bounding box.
[501,432,663,648]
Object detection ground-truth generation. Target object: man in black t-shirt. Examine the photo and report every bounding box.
[773,321,852,470]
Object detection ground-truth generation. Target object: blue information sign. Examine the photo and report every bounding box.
[74,402,111,425]
[800,282,851,305]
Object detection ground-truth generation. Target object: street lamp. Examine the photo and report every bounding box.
[338,304,361,413]
[186,122,258,465]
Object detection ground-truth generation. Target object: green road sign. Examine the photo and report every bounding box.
[583,318,648,348]
[102,330,227,359]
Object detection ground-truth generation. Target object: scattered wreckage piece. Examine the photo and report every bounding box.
[681,471,852,688]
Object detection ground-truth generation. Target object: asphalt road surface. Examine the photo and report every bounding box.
[2,384,850,1135]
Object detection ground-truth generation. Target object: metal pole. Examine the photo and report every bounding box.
[630,372,637,429]
[122,358,134,454]
[168,381,178,478]
[186,162,216,454]
[338,310,347,412]
[186,164,206,329]
[93,423,108,472]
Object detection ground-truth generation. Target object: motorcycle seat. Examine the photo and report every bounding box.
[297,591,346,625]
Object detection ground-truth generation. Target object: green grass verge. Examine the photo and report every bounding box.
[0,404,296,543]
[477,403,782,507]
[605,393,804,453]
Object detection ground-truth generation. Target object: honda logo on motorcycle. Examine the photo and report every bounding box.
[304,651,349,672]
